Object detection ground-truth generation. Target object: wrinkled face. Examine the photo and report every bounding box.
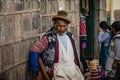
[54,20,67,35]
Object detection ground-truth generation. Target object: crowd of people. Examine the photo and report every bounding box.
[29,9,120,80]
[98,21,120,80]
[80,8,120,80]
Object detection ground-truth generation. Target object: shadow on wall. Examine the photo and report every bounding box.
[25,60,34,80]
[25,59,39,80]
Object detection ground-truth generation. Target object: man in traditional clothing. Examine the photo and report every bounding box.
[29,10,84,80]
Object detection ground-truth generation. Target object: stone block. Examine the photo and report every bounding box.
[25,40,32,58]
[24,0,32,10]
[14,14,22,42]
[22,13,32,32]
[33,0,40,9]
[100,0,106,10]
[95,1,100,10]
[30,38,36,47]
[16,64,25,80]
[22,13,32,38]
[32,12,40,30]
[74,26,79,39]
[19,41,25,61]
[15,0,24,11]
[69,27,78,40]
[99,11,107,21]
[65,0,70,11]
[52,0,58,13]
[26,38,36,55]
[49,16,54,27]
[0,0,5,12]
[41,16,50,33]
[35,37,40,43]
[40,0,46,14]
[69,13,76,25]
[8,68,17,80]
[13,43,20,64]
[75,13,79,25]
[4,15,15,43]
[114,10,120,21]
[95,11,100,21]
[47,0,52,14]
[31,11,41,37]
[4,0,15,12]
[70,0,75,11]
[0,16,5,41]
[2,45,13,69]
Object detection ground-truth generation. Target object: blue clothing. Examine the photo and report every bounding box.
[57,33,67,50]
[98,29,111,67]
[98,29,111,46]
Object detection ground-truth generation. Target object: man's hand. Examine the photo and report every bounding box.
[97,27,103,32]
[112,60,118,69]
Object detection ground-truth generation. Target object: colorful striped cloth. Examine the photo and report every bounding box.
[30,36,48,53]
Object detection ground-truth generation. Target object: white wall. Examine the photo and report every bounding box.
[113,0,120,10]
[107,0,120,23]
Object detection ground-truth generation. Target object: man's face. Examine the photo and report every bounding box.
[55,20,67,35]
[111,27,116,34]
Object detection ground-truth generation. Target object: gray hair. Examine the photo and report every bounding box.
[53,20,68,27]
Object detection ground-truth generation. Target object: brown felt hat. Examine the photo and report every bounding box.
[81,8,89,16]
[52,10,71,24]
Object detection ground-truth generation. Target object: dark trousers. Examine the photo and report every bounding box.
[115,63,120,79]
[80,37,89,71]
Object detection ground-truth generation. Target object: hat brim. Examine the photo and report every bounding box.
[52,16,71,24]
[82,13,89,16]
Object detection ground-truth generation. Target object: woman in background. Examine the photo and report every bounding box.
[112,21,120,80]
[97,21,111,69]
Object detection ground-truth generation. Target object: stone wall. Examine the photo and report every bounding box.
[93,0,107,58]
[0,0,80,80]
[114,9,120,21]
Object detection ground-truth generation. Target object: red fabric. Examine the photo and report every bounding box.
[50,66,54,78]
[80,21,86,35]
[54,39,59,63]
[74,59,77,65]
[30,36,48,53]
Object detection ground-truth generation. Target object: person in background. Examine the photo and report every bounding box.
[97,21,111,70]
[79,8,89,74]
[105,30,116,79]
[112,21,120,80]
[29,10,84,80]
